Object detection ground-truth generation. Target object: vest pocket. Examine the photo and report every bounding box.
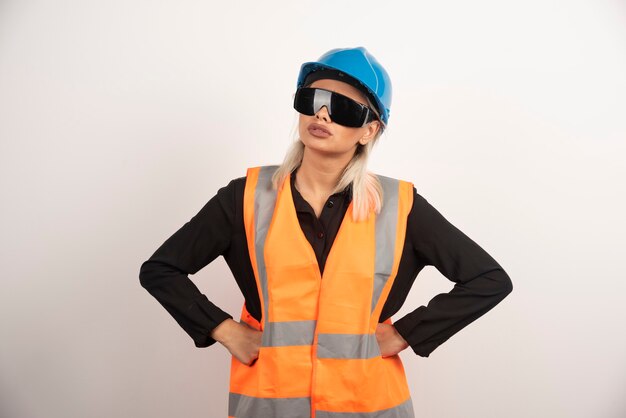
[246,342,262,367]
[234,311,263,367]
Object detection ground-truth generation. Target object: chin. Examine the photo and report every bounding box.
[302,133,330,146]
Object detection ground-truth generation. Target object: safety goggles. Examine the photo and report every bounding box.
[293,87,377,128]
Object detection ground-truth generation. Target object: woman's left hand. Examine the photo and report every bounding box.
[375,323,410,358]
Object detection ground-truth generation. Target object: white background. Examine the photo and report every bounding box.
[1,1,625,417]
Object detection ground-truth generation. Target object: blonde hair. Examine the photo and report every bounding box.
[271,96,386,223]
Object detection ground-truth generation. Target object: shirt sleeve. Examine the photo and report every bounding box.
[138,179,237,348]
[393,188,513,357]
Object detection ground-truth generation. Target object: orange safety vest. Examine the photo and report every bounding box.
[228,165,416,418]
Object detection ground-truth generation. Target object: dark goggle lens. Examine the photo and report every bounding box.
[293,87,375,128]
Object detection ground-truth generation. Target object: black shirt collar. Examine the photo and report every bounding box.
[290,167,353,212]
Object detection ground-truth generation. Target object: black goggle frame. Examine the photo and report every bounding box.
[293,87,378,128]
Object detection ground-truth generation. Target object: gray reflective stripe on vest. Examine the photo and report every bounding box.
[316,397,415,418]
[253,165,279,348]
[371,175,400,315]
[229,392,310,418]
[229,392,414,418]
[252,166,401,357]
[263,319,316,346]
[317,332,380,359]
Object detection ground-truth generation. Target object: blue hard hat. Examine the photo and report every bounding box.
[296,46,393,126]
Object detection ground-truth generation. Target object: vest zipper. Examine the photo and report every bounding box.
[310,331,319,418]
[310,266,325,418]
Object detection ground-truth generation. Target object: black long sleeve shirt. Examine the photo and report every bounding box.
[139,168,513,357]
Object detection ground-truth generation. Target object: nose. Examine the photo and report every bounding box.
[315,105,331,123]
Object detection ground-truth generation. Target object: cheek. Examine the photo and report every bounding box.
[298,115,309,134]
[336,127,363,144]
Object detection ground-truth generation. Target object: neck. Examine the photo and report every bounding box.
[294,148,352,198]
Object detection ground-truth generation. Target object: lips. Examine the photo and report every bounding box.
[308,123,331,136]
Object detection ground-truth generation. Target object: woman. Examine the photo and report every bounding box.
[139,46,513,418]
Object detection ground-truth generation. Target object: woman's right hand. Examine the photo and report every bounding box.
[211,318,263,366]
